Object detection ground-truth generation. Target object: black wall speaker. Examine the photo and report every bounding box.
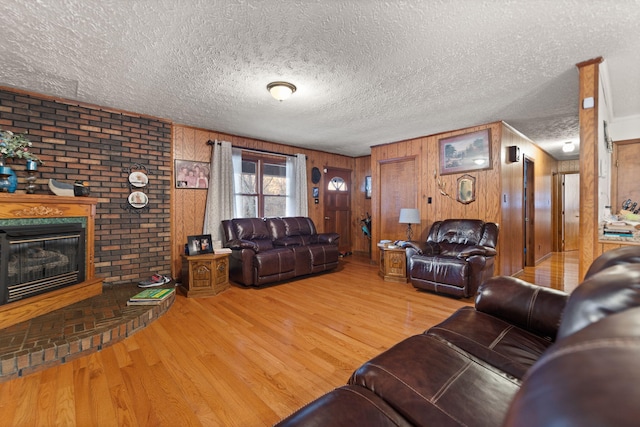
[508,146,520,162]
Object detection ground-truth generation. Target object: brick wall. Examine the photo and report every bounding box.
[0,87,172,285]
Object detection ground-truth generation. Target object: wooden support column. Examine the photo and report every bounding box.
[577,57,603,280]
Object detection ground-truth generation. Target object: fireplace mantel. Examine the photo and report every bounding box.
[0,194,102,329]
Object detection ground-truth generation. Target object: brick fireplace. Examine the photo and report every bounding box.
[0,194,102,329]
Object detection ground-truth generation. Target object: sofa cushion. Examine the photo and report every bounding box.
[349,334,520,427]
[427,307,553,380]
[282,216,316,236]
[275,385,412,427]
[410,255,468,288]
[475,276,567,341]
[253,247,295,277]
[557,263,640,340]
[233,218,271,240]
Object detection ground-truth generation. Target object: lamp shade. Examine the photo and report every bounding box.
[399,208,420,224]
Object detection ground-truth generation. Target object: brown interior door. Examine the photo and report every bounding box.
[323,167,351,254]
[379,158,417,242]
[563,173,580,251]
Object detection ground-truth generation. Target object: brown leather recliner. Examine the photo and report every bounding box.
[405,219,499,298]
[221,216,339,287]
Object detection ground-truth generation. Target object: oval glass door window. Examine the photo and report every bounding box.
[128,191,148,208]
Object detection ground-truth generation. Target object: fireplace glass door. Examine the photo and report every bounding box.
[1,224,85,304]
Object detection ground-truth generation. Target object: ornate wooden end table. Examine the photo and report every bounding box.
[180,253,230,297]
[378,245,408,283]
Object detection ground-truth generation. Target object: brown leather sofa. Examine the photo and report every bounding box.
[221,216,339,286]
[275,246,640,426]
[405,219,499,298]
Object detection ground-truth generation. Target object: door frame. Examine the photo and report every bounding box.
[523,156,535,267]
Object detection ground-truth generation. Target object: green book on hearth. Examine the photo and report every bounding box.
[129,288,175,302]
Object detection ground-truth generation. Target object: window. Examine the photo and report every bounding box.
[236,155,287,218]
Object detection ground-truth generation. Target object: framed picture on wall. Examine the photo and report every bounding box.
[175,160,210,189]
[187,234,214,256]
[439,129,492,175]
[365,176,372,199]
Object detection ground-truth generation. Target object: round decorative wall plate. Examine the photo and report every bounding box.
[128,191,148,208]
[129,171,148,187]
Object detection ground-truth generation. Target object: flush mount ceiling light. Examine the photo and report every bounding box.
[562,141,576,153]
[267,81,296,101]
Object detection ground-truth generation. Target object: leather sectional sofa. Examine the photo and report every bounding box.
[221,216,339,286]
[275,246,640,426]
[405,219,499,298]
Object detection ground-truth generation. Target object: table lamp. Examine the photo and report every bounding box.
[399,208,420,241]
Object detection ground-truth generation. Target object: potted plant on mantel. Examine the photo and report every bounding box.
[0,128,43,193]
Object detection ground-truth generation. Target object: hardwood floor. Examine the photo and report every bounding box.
[516,250,580,293]
[0,253,577,426]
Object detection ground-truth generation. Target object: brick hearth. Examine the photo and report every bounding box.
[0,283,174,382]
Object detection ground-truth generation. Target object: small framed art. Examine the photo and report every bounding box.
[365,176,372,199]
[187,234,214,256]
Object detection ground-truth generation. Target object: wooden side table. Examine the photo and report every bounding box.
[378,246,408,283]
[180,253,230,298]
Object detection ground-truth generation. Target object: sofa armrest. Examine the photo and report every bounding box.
[317,233,340,244]
[399,241,440,256]
[475,276,568,340]
[456,245,497,258]
[226,239,259,252]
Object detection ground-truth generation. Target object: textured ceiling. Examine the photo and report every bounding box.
[1,1,639,160]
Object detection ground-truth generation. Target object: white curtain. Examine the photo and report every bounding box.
[232,147,243,218]
[286,153,308,217]
[203,141,235,242]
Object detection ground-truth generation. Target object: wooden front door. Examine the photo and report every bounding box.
[324,167,351,254]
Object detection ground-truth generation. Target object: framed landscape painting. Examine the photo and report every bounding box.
[439,129,492,175]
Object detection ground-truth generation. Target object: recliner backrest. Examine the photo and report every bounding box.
[427,219,491,246]
[557,263,640,340]
[584,245,640,279]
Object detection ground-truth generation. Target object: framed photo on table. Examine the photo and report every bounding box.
[175,160,210,189]
[187,234,214,256]
[439,129,492,175]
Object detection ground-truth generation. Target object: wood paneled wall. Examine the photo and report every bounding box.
[171,124,355,279]
[370,123,504,272]
[500,124,557,275]
[369,121,558,277]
